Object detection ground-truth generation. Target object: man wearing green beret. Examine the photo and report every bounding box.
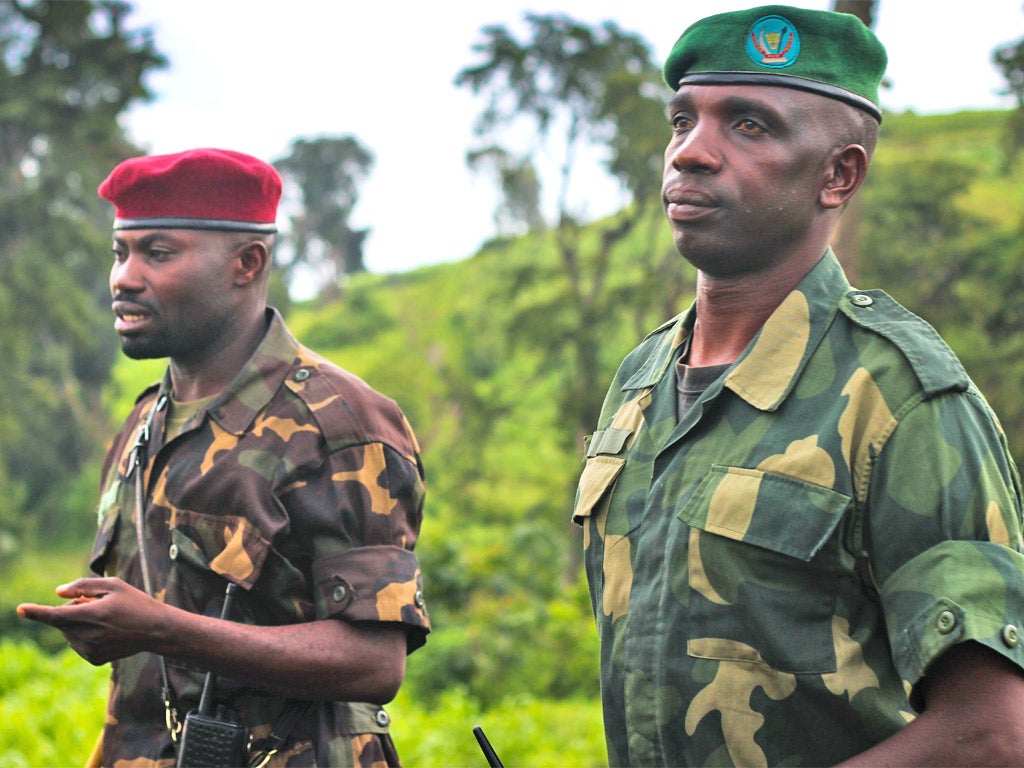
[573,5,1024,766]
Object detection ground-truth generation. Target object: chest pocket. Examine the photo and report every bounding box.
[572,428,633,525]
[170,509,273,587]
[679,465,850,674]
[573,456,626,524]
[89,477,125,576]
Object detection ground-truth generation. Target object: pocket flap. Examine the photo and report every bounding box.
[170,510,273,588]
[586,428,633,457]
[572,455,626,523]
[678,465,850,561]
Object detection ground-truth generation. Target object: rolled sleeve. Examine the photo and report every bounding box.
[881,539,1024,699]
[867,391,1024,707]
[313,545,430,651]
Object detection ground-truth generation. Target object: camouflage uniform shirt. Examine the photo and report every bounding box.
[90,308,430,767]
[574,251,1024,766]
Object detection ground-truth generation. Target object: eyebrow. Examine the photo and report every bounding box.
[668,90,787,123]
[113,231,181,249]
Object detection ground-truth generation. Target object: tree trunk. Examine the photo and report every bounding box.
[832,0,875,26]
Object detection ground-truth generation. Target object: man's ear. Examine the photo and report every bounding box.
[233,240,270,286]
[820,144,869,210]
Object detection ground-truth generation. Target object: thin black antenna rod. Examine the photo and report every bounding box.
[196,582,239,715]
[473,725,505,768]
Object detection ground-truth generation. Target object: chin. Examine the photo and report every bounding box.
[119,339,167,361]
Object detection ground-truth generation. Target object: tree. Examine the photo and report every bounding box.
[274,136,374,299]
[456,14,681,578]
[0,0,165,552]
[994,32,1024,168]
[465,145,544,236]
[456,14,675,440]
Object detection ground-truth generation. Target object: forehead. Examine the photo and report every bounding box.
[669,83,827,116]
[112,228,227,247]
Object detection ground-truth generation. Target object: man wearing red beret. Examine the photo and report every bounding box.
[18,148,429,767]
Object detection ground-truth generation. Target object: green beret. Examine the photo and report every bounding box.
[663,4,887,121]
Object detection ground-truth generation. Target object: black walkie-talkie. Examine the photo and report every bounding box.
[176,583,251,768]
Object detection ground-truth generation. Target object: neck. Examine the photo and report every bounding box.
[688,250,824,367]
[169,308,269,401]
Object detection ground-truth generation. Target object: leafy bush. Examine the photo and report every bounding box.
[0,640,108,768]
[388,687,605,767]
[0,640,604,768]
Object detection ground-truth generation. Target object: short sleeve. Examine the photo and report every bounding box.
[881,539,1024,688]
[302,437,430,651]
[868,390,1024,696]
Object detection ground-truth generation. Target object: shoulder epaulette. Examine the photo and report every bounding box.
[287,347,413,456]
[839,289,970,397]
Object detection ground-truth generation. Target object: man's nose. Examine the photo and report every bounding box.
[668,123,720,174]
[110,254,144,294]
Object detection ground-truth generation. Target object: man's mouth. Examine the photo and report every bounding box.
[112,302,152,333]
[665,191,718,222]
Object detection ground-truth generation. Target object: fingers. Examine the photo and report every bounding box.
[54,577,116,601]
[15,577,118,624]
[14,601,84,625]
[16,602,54,623]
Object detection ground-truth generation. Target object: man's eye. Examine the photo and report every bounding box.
[736,118,766,134]
[670,114,694,131]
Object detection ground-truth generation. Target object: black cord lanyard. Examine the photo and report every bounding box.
[125,395,312,764]
[127,395,182,742]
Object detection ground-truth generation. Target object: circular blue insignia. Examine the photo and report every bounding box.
[745,14,800,69]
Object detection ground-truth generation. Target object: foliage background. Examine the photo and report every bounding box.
[6,109,1024,768]
[2,2,1024,766]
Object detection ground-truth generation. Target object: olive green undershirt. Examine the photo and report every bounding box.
[164,392,218,440]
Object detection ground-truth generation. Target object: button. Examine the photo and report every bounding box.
[936,609,956,634]
[168,543,179,560]
[414,590,425,609]
[375,708,390,727]
[851,294,874,307]
[332,584,348,603]
[1002,624,1020,648]
[294,369,310,382]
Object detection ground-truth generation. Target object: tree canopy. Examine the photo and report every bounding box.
[456,14,681,476]
[274,135,375,298]
[994,32,1024,167]
[456,13,664,229]
[0,0,165,551]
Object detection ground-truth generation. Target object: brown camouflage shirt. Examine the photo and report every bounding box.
[90,308,429,767]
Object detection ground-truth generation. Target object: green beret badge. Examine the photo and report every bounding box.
[746,14,800,68]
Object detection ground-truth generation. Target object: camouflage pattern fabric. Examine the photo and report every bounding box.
[90,308,429,767]
[574,251,1024,767]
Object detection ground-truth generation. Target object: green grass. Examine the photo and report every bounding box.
[0,640,605,768]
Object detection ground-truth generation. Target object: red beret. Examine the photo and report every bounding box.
[97,148,282,233]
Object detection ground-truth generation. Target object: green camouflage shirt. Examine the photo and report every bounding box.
[574,251,1024,767]
[90,309,429,767]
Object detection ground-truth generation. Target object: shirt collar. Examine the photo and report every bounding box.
[154,307,299,435]
[621,250,849,412]
[724,250,848,411]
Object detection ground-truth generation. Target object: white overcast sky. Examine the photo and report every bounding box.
[121,1,1023,279]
